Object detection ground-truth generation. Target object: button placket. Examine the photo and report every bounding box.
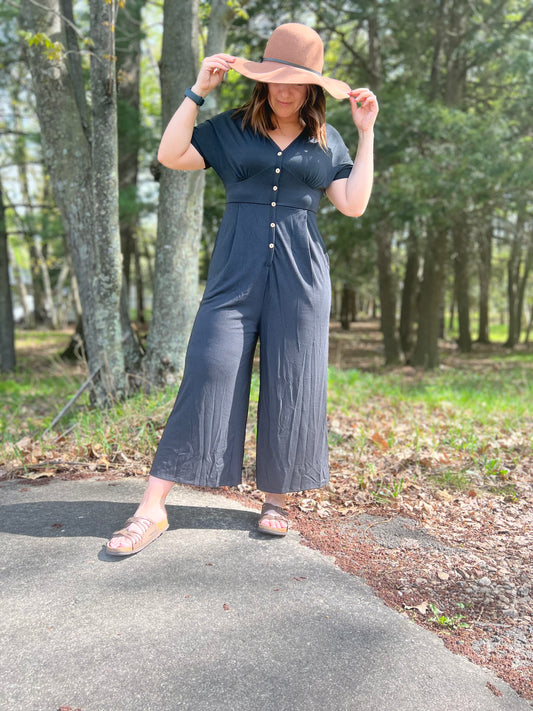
[268,150,283,256]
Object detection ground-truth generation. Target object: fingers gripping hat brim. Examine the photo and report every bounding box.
[231,57,351,100]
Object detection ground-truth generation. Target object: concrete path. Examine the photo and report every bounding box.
[0,478,529,711]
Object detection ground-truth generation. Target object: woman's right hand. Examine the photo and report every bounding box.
[191,53,236,98]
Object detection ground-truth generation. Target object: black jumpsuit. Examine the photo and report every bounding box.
[150,109,353,493]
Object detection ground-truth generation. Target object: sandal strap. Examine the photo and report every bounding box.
[111,528,139,544]
[111,516,154,537]
[259,503,289,530]
[107,515,168,555]
[110,516,160,551]
[260,503,286,518]
[259,514,288,527]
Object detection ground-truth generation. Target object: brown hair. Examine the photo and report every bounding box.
[234,82,327,150]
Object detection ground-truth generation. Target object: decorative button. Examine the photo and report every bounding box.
[277,151,282,156]
[269,243,274,249]
[271,202,276,207]
[275,168,281,174]
[273,186,278,191]
[270,222,275,228]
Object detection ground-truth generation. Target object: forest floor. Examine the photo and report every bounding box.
[1,321,532,703]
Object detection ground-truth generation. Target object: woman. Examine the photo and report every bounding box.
[106,23,378,554]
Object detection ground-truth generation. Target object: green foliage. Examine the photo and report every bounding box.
[428,603,470,630]
[306,0,533,346]
[19,31,65,61]
[226,0,249,21]
[5,0,533,364]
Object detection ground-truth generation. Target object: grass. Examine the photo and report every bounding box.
[446,318,516,344]
[1,331,90,440]
[1,326,532,500]
[327,365,533,424]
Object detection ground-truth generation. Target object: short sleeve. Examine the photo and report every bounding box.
[326,124,353,182]
[190,111,236,178]
[191,118,216,171]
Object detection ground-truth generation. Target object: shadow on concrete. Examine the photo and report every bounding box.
[0,500,258,540]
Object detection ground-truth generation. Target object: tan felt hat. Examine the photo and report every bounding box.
[232,23,351,100]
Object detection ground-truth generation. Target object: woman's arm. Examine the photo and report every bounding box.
[157,53,235,171]
[326,88,379,217]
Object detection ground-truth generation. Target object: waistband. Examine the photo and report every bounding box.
[225,182,321,214]
[225,199,317,215]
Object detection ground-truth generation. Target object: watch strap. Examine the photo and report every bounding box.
[184,87,205,106]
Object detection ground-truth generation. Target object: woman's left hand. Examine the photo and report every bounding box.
[348,88,379,133]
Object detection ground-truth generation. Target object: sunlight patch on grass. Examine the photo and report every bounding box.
[327,365,532,427]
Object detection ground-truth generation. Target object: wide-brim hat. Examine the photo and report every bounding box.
[231,23,351,100]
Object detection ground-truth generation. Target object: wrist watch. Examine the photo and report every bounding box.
[184,87,205,106]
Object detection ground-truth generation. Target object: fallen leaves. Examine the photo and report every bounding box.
[0,434,147,482]
[370,432,389,450]
[404,601,429,615]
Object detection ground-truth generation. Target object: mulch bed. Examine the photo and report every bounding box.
[222,480,533,705]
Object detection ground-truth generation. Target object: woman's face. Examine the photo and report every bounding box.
[267,83,308,121]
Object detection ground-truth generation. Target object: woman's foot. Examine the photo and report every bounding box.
[106,507,168,553]
[106,475,174,554]
[258,493,288,536]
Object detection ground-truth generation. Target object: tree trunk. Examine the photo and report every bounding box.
[89,0,126,399]
[20,0,98,356]
[443,9,467,107]
[399,226,419,360]
[204,0,236,117]
[61,316,85,362]
[452,218,472,352]
[33,236,58,327]
[40,181,59,328]
[12,93,44,327]
[119,278,144,374]
[27,238,46,325]
[115,0,148,358]
[143,0,233,386]
[505,213,524,348]
[477,222,492,343]
[340,283,355,331]
[429,0,446,101]
[21,0,127,405]
[412,226,447,369]
[116,0,143,290]
[133,235,146,324]
[376,226,400,365]
[448,293,455,332]
[59,0,90,140]
[516,226,533,343]
[54,258,70,328]
[0,179,16,372]
[143,0,205,386]
[9,246,31,327]
[525,303,533,344]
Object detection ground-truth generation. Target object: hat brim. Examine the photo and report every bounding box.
[231,57,351,100]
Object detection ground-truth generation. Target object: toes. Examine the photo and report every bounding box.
[108,537,124,548]
[261,517,286,529]
[108,522,143,548]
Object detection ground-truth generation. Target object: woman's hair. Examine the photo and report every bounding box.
[234,82,327,149]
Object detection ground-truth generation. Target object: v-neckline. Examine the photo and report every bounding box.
[266,128,305,153]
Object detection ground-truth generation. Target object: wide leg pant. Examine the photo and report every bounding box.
[150,208,331,494]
